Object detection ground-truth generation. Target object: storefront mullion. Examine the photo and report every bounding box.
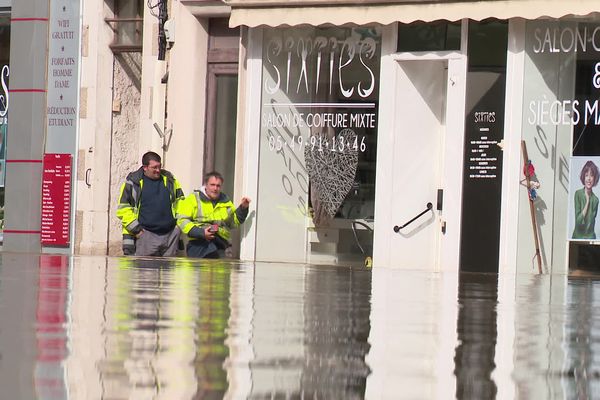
[0,10,9,241]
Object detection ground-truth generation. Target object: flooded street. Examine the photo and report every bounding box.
[1,254,599,399]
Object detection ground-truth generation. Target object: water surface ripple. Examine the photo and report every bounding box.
[1,254,599,399]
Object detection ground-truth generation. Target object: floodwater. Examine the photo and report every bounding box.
[0,254,599,399]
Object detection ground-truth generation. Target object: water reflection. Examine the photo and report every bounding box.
[454,273,498,399]
[36,255,69,400]
[2,255,600,398]
[250,264,371,398]
[565,278,600,398]
[511,274,600,400]
[100,258,229,399]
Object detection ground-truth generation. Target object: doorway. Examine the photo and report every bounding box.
[376,49,467,271]
[389,60,447,269]
[204,18,239,195]
[204,18,240,255]
[204,64,238,197]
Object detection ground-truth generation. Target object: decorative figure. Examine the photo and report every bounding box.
[521,141,543,274]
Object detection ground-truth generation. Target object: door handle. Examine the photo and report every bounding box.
[85,168,91,188]
[393,202,433,232]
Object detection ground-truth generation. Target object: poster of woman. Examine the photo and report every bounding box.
[568,157,600,240]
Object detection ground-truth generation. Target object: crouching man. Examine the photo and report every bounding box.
[177,171,250,258]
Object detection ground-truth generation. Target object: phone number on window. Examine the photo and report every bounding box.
[268,133,367,153]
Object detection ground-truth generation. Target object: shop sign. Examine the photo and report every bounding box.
[466,111,500,180]
[41,153,72,246]
[46,0,80,154]
[263,34,378,99]
[532,26,600,54]
[527,25,600,128]
[527,65,600,127]
[261,29,380,219]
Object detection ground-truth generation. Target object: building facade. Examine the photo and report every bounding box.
[226,0,600,274]
[4,0,600,274]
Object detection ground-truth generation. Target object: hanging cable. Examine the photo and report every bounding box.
[147,0,160,18]
[147,0,167,60]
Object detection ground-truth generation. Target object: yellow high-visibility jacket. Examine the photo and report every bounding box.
[176,189,248,245]
[116,167,184,246]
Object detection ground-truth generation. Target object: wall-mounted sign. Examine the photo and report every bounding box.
[466,111,500,180]
[41,153,72,246]
[460,72,506,273]
[459,21,508,273]
[46,0,80,154]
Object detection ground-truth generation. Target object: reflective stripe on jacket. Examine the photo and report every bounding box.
[176,190,243,243]
[116,167,184,235]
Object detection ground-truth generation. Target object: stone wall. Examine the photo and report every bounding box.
[107,53,142,255]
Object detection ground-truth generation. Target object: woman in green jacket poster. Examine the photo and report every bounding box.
[573,160,600,239]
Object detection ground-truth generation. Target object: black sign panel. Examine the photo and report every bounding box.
[459,72,506,272]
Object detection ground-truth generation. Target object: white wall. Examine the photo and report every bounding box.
[140,2,167,167]
[164,2,209,194]
[76,0,120,255]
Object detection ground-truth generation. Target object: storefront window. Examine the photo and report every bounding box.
[255,27,381,264]
[518,19,600,272]
[0,13,9,237]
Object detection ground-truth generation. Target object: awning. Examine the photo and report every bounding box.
[226,0,600,27]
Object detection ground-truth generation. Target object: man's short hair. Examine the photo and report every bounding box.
[203,171,224,184]
[142,151,161,166]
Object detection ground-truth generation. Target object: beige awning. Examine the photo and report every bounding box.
[226,0,600,27]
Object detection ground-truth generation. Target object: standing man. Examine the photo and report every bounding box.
[117,151,184,256]
[177,171,250,258]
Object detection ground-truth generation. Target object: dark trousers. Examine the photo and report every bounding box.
[186,239,223,258]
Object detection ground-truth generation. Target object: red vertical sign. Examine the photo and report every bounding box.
[41,153,72,246]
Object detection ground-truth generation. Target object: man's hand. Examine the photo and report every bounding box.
[204,226,215,240]
[240,197,251,209]
[135,230,144,238]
